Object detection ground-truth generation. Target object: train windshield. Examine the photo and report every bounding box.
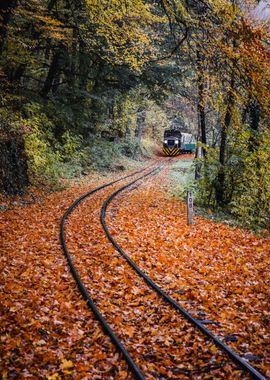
[164,129,181,139]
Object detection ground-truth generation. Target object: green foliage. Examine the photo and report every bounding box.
[194,144,220,206]
[231,127,270,230]
[197,127,270,231]
[23,104,84,186]
[82,136,138,171]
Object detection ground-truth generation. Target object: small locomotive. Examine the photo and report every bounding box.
[163,128,196,156]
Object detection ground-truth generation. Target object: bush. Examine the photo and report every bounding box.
[231,127,270,230]
[196,126,270,231]
[23,103,84,186]
[195,146,220,207]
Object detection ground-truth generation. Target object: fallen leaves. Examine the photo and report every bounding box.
[63,159,252,378]
[1,157,269,379]
[1,169,141,379]
[108,160,270,376]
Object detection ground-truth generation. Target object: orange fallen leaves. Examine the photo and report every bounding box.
[108,161,270,376]
[0,169,140,379]
[1,157,269,379]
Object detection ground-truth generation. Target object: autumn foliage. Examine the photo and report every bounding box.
[1,157,269,379]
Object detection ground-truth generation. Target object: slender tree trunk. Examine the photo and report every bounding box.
[65,29,77,89]
[78,40,90,90]
[196,51,207,155]
[248,99,261,151]
[0,0,17,53]
[133,107,145,157]
[215,78,235,205]
[88,60,105,134]
[197,76,207,150]
[41,50,61,96]
[215,22,239,206]
[250,101,260,131]
[0,136,29,195]
[197,99,206,149]
[48,0,58,11]
[195,51,206,179]
[135,107,145,141]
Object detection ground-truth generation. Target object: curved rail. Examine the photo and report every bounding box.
[100,170,267,380]
[60,163,162,380]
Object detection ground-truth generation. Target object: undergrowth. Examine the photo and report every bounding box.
[168,157,269,236]
[23,113,155,190]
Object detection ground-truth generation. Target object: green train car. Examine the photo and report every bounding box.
[163,129,196,156]
[180,132,196,153]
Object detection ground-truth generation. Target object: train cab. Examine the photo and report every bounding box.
[163,128,196,156]
[163,129,181,156]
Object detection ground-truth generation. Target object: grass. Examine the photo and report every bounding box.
[168,157,195,199]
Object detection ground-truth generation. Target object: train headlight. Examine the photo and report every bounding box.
[175,139,179,144]
[164,139,168,143]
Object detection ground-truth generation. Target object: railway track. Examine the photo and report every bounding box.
[60,160,267,380]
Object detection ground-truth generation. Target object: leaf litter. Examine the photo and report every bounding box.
[1,157,269,379]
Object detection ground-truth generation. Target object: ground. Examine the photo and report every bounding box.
[1,156,269,379]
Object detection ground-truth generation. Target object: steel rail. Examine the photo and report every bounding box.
[100,169,267,380]
[60,162,163,380]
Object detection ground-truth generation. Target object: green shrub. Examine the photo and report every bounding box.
[195,146,220,207]
[231,127,270,230]
[196,126,270,231]
[23,103,85,186]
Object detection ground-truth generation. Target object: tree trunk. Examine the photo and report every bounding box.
[248,100,260,151]
[250,101,260,131]
[196,51,207,156]
[0,0,17,53]
[78,39,91,90]
[41,50,61,96]
[194,104,202,180]
[197,77,207,150]
[48,0,58,11]
[195,51,206,179]
[197,100,206,150]
[0,137,29,195]
[215,27,238,206]
[65,30,77,89]
[215,82,235,206]
[133,107,146,157]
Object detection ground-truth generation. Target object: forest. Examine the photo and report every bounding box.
[0,0,269,230]
[1,1,270,379]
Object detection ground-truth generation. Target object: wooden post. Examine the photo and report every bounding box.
[187,190,193,225]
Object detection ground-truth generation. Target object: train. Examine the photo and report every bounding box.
[163,128,196,156]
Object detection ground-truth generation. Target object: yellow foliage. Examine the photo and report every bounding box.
[85,0,165,69]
